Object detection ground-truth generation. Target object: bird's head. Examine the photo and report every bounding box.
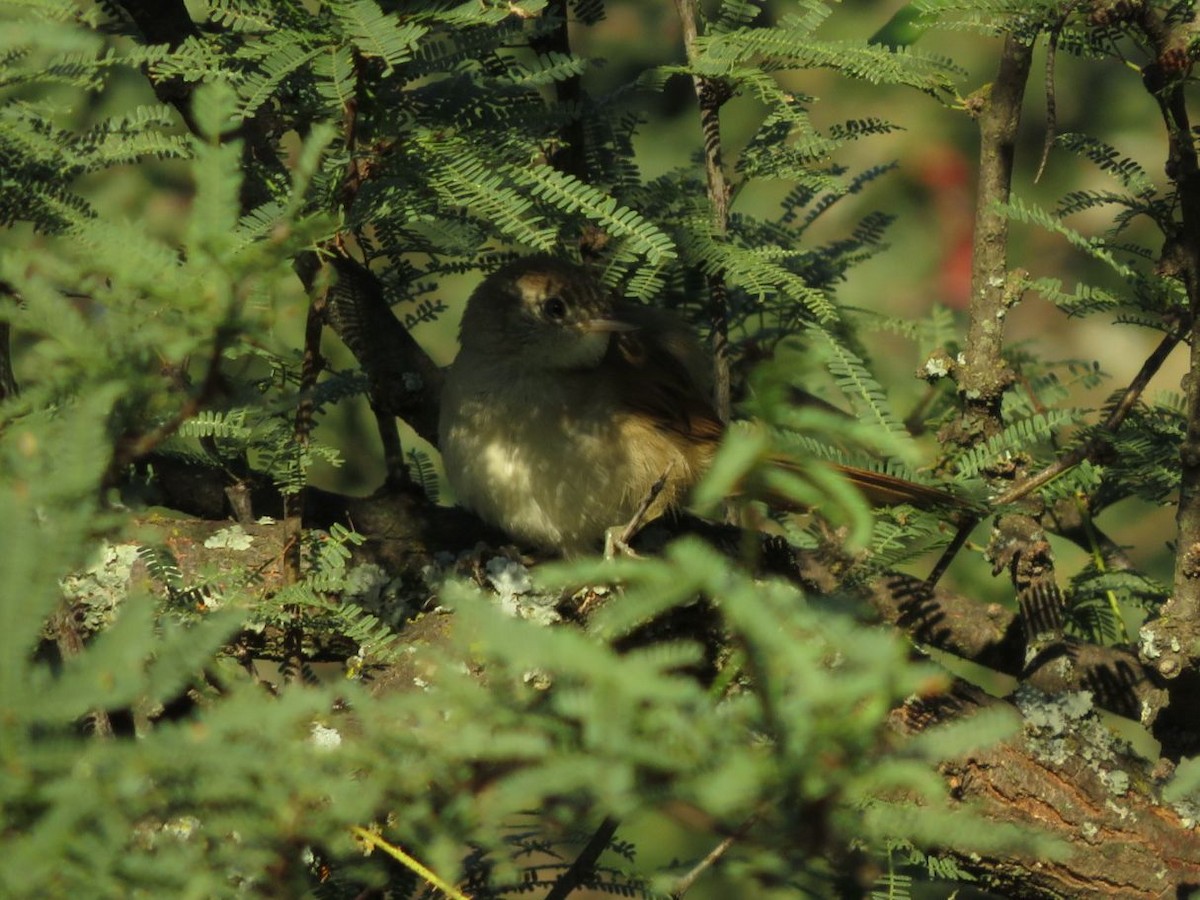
[458,256,635,371]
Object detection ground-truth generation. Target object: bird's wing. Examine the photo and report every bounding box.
[604,303,967,511]
[605,303,725,445]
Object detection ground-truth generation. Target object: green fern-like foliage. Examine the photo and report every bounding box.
[7,0,1173,896]
[405,446,440,501]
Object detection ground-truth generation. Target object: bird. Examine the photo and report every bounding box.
[438,255,955,555]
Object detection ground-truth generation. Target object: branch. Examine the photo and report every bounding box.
[832,567,1177,747]
[104,327,232,487]
[1034,2,1084,183]
[668,810,760,898]
[893,682,1200,900]
[992,328,1182,509]
[956,33,1034,430]
[529,0,587,184]
[319,253,444,446]
[634,515,1185,752]
[542,816,620,900]
[929,32,1036,586]
[135,456,1197,757]
[107,0,273,210]
[1137,5,1200,683]
[0,282,17,402]
[276,287,330,672]
[928,327,1179,587]
[672,0,732,424]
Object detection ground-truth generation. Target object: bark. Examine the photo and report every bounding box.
[1144,5,1200,689]
[954,33,1032,433]
[894,682,1200,900]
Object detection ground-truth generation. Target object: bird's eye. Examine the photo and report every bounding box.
[541,296,568,322]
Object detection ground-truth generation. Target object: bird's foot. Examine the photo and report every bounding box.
[603,462,677,559]
[604,525,642,560]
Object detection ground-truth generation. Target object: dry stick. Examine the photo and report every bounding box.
[542,816,620,900]
[668,810,762,899]
[614,461,675,550]
[672,0,732,425]
[1034,1,1083,183]
[927,328,1182,586]
[335,64,404,489]
[278,292,328,684]
[530,0,588,185]
[104,330,232,487]
[1033,25,1059,185]
[669,835,738,899]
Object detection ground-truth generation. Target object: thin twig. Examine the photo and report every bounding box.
[995,328,1182,507]
[350,825,472,900]
[1076,495,1132,644]
[617,461,675,547]
[0,282,17,401]
[530,0,587,183]
[668,810,761,898]
[543,816,620,900]
[670,835,738,898]
[924,517,974,587]
[927,327,1183,586]
[374,407,408,490]
[104,329,231,487]
[1035,2,1083,183]
[332,56,405,488]
[672,0,732,424]
[283,290,328,585]
[278,287,329,681]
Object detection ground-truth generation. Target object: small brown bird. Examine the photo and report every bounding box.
[438,255,950,555]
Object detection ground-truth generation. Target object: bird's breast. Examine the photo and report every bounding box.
[439,365,696,553]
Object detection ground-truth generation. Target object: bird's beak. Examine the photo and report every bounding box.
[583,317,639,334]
